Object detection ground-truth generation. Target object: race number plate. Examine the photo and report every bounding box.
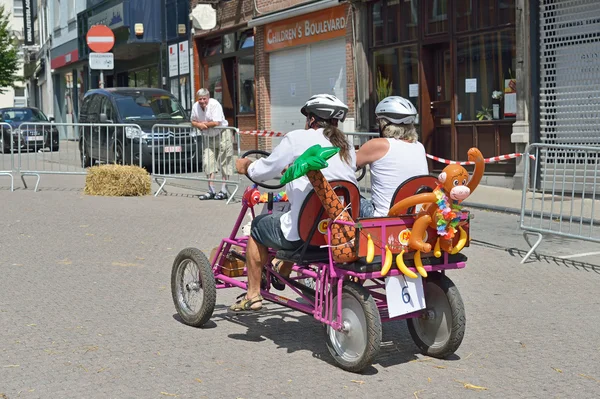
[385,275,426,318]
[164,146,182,153]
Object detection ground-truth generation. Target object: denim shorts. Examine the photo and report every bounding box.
[250,212,303,251]
[360,197,375,218]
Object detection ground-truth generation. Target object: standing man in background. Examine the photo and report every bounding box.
[191,88,233,200]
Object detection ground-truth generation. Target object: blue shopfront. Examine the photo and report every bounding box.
[77,0,191,110]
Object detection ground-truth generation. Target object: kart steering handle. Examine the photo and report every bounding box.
[356,166,366,182]
[241,149,286,190]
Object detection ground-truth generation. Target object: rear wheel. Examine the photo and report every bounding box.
[171,248,216,327]
[325,282,381,372]
[407,273,466,358]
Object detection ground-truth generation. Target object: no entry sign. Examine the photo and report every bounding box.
[86,25,115,53]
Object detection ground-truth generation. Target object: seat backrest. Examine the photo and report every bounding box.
[297,180,360,246]
[389,175,438,215]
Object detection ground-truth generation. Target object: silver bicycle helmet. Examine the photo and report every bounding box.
[375,96,417,124]
[301,94,348,122]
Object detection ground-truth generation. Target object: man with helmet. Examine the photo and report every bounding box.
[232,94,357,312]
[357,96,429,217]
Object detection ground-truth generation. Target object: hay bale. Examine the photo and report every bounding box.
[84,164,151,196]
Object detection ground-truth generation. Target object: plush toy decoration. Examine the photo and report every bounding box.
[387,148,485,254]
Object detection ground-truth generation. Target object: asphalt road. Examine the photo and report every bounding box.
[1,184,599,398]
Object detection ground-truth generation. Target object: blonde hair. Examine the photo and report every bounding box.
[312,119,352,165]
[379,119,418,143]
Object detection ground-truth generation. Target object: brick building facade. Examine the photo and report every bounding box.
[190,0,358,150]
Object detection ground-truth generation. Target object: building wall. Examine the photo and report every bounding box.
[191,0,356,152]
[50,0,81,48]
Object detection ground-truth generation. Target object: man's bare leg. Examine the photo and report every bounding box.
[277,261,294,279]
[207,172,216,193]
[245,236,267,303]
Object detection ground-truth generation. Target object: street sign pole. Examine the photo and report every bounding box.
[86,25,115,89]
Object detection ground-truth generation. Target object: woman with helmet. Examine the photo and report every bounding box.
[357,96,429,217]
[232,94,357,312]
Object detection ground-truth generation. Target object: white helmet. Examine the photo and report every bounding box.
[301,94,348,122]
[375,96,417,124]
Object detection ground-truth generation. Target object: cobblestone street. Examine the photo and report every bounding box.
[1,186,599,398]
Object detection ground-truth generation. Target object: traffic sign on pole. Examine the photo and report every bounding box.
[89,53,114,70]
[86,25,115,53]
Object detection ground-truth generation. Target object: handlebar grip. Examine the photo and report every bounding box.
[268,192,273,212]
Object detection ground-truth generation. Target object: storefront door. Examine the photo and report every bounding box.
[420,42,453,167]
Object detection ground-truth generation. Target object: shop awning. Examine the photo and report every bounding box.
[247,0,343,28]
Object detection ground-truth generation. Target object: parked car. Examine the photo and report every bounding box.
[0,107,59,153]
[78,88,197,171]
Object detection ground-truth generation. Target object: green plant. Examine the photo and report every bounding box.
[376,70,393,101]
[0,6,23,93]
[476,106,493,121]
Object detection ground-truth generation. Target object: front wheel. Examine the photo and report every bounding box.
[407,273,466,358]
[171,248,216,327]
[325,282,381,373]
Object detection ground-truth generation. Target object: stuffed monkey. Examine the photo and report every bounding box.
[388,148,485,253]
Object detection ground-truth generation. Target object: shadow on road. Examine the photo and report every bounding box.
[472,239,600,274]
[176,304,429,373]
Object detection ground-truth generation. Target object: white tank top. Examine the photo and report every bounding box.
[369,139,429,217]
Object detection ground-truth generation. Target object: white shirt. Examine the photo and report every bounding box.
[370,139,429,217]
[190,98,228,137]
[248,128,358,241]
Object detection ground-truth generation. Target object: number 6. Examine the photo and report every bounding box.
[402,286,411,303]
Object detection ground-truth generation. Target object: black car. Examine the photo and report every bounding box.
[78,88,197,171]
[0,107,59,153]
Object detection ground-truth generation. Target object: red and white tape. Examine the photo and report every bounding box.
[237,130,536,164]
[238,130,285,137]
[426,153,536,165]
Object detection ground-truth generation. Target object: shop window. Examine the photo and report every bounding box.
[456,30,516,121]
[372,0,417,46]
[477,1,497,29]
[455,0,474,32]
[238,31,255,50]
[371,2,384,46]
[149,68,159,88]
[223,33,236,54]
[207,64,222,103]
[499,0,516,25]
[373,45,419,112]
[456,0,515,33]
[128,71,136,87]
[238,56,255,114]
[203,38,222,57]
[136,70,149,87]
[426,0,448,35]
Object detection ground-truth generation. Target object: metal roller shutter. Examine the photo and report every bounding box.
[270,38,346,134]
[538,0,600,191]
[539,0,600,145]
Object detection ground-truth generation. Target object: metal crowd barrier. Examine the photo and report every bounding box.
[0,122,15,191]
[150,124,240,203]
[12,122,143,191]
[520,143,600,263]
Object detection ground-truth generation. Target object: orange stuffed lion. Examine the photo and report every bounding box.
[388,148,485,254]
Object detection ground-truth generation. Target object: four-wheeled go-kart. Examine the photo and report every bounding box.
[171,148,470,373]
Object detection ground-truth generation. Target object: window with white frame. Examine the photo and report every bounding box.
[68,0,75,21]
[13,0,24,17]
[53,0,60,29]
